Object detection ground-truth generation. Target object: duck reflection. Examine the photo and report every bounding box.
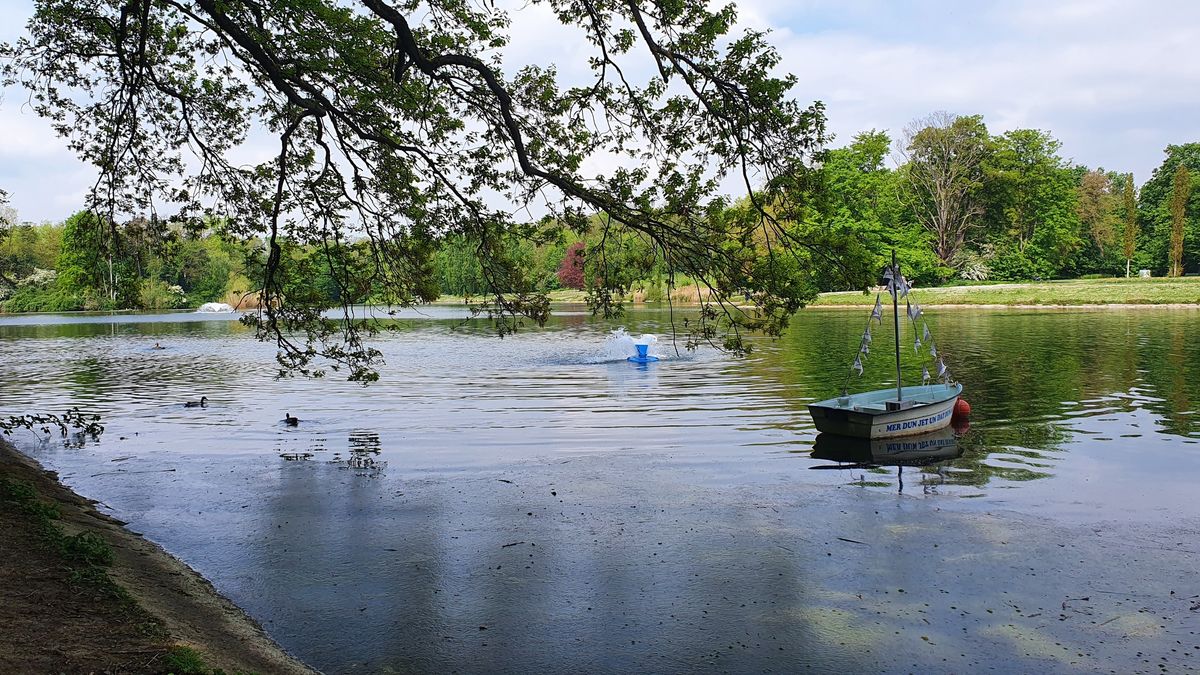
[346,429,386,475]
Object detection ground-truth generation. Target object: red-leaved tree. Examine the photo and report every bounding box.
[556,242,586,290]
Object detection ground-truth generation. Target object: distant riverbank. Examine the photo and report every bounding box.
[812,277,1200,307]
[436,277,1200,309]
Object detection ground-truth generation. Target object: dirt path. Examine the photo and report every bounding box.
[0,439,316,674]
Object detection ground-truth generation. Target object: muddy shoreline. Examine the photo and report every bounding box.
[0,438,316,674]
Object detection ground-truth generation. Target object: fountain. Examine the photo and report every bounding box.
[196,302,235,313]
[627,335,659,364]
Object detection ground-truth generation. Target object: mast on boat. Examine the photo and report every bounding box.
[891,250,902,402]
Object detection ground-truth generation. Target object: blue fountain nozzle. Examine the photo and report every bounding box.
[628,342,659,364]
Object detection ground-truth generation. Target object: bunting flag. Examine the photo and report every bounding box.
[852,355,864,376]
[897,274,910,299]
[914,335,922,352]
[922,366,931,383]
[922,323,932,342]
[870,294,883,323]
[907,301,922,323]
[860,341,870,356]
[935,358,948,377]
[863,325,872,343]
[929,342,938,359]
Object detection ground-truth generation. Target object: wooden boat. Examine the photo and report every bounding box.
[808,383,962,439]
[807,251,962,439]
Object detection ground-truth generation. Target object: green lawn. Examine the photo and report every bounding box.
[433,278,1200,308]
[434,289,588,304]
[811,277,1200,306]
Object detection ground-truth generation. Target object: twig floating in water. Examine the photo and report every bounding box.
[497,479,514,484]
[836,537,868,545]
[502,541,525,548]
[89,468,176,477]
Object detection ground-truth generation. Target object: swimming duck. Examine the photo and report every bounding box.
[284,413,299,426]
[184,396,208,408]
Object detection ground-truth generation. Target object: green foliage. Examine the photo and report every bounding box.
[138,278,188,310]
[432,235,488,297]
[1138,143,1200,275]
[163,645,211,675]
[0,475,124,599]
[899,113,990,265]
[1169,164,1192,277]
[60,530,114,567]
[1122,174,1138,273]
[56,210,107,299]
[979,129,1081,278]
[3,0,830,376]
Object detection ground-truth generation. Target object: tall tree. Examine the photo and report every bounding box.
[1076,170,1117,257]
[977,128,1080,279]
[2,0,839,380]
[897,112,989,267]
[1122,174,1137,277]
[1138,143,1200,275]
[813,131,943,284]
[1169,164,1192,277]
[0,190,23,289]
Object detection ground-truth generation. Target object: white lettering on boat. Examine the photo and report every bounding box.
[884,408,952,433]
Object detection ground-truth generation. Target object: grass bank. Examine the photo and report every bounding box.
[0,439,314,674]
[812,277,1200,307]
[439,278,1200,308]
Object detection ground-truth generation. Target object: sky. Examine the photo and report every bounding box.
[1,0,1198,222]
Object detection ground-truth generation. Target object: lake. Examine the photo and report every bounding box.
[2,305,1199,673]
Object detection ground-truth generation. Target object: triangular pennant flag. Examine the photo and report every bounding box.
[860,342,870,356]
[863,325,872,343]
[935,358,948,377]
[907,301,922,322]
[870,294,883,324]
[929,342,938,359]
[898,275,910,299]
[852,355,864,376]
[922,366,931,383]
[914,335,922,352]
[922,323,932,342]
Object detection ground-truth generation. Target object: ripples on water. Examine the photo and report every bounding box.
[2,306,1199,511]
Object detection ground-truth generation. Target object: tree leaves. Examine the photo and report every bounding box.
[3,0,834,379]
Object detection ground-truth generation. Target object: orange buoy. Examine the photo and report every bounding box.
[954,398,971,418]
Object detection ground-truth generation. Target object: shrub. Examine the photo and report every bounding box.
[138,279,188,310]
[556,241,586,290]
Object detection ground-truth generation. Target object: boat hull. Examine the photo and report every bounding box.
[807,383,962,439]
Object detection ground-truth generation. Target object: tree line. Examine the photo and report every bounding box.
[3,112,1196,314]
[803,113,1197,286]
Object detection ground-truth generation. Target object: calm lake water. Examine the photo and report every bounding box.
[3,305,1199,672]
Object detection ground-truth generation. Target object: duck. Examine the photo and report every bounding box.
[151,342,166,350]
[183,396,208,408]
[284,413,300,426]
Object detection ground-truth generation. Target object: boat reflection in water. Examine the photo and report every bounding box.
[809,425,966,493]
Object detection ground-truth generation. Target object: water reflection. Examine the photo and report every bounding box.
[3,307,1200,504]
[807,428,964,494]
[810,428,963,466]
